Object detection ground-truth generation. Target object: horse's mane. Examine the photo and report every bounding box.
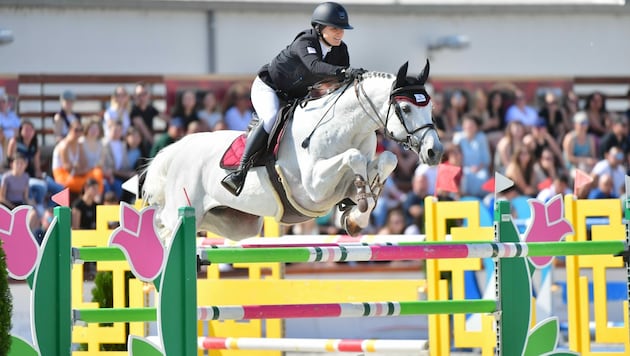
[362,71,395,81]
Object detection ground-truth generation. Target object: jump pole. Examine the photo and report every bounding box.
[198,337,430,354]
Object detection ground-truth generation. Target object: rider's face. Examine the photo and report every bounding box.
[321,26,344,46]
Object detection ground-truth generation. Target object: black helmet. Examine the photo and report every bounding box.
[311,2,353,30]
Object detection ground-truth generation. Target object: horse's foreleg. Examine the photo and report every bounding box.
[307,148,369,202]
[367,151,398,202]
[340,151,398,236]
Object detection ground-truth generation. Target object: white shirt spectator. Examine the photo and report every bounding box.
[591,159,626,196]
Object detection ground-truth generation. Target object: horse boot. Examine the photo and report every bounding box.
[221,124,269,196]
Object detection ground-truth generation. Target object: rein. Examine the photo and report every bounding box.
[354,79,436,152]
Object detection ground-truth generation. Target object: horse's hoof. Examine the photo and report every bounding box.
[342,211,363,237]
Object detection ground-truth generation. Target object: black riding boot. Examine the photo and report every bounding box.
[221,124,269,196]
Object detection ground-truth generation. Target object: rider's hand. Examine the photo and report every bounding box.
[337,67,367,81]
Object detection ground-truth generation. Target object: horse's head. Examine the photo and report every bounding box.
[385,60,444,166]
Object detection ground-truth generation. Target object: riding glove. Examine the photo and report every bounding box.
[337,67,367,80]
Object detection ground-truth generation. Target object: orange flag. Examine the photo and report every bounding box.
[573,169,593,196]
[435,163,461,194]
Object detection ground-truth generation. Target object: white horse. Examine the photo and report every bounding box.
[142,61,443,240]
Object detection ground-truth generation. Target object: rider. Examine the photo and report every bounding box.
[221,1,366,196]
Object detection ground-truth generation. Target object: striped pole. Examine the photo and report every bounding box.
[198,234,428,247]
[198,241,627,264]
[198,337,429,353]
[197,300,497,320]
[74,240,628,264]
[74,300,496,323]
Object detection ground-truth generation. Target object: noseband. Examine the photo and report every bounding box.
[354,78,437,152]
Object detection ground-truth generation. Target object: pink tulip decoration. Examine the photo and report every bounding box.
[0,205,40,279]
[109,203,164,282]
[522,194,573,268]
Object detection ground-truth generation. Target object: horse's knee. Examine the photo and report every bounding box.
[377,151,398,177]
[343,149,367,172]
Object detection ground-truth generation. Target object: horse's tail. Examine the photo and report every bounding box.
[141,144,178,207]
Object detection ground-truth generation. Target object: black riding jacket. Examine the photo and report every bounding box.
[259,28,350,99]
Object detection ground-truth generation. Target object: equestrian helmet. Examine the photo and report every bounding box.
[311,2,353,30]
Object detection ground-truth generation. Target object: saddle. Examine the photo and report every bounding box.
[219,78,354,224]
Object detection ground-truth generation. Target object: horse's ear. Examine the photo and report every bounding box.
[418,59,430,85]
[395,61,409,87]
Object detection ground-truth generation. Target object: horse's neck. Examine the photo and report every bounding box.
[353,74,395,124]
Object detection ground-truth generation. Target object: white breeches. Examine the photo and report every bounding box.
[251,76,280,134]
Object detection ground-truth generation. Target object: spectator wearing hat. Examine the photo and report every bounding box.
[598,113,630,159]
[562,111,598,174]
[0,92,21,152]
[523,117,563,164]
[149,118,185,158]
[53,90,82,143]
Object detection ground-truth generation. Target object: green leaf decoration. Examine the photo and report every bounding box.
[32,208,71,356]
[8,336,38,356]
[523,317,559,356]
[128,335,164,356]
[497,200,532,356]
[159,211,197,356]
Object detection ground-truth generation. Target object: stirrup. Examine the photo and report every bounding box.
[221,171,245,196]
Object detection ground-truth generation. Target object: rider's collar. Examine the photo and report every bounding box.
[391,86,431,107]
[319,39,332,57]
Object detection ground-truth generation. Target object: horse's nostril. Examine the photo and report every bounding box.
[427,149,435,159]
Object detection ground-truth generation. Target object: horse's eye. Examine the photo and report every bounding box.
[401,105,412,114]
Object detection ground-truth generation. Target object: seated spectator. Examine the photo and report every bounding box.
[198,90,226,131]
[223,83,253,131]
[149,118,185,158]
[377,206,407,235]
[52,120,104,194]
[33,208,54,245]
[494,121,526,174]
[583,91,609,138]
[523,117,563,163]
[538,91,570,146]
[7,120,64,210]
[480,89,505,149]
[102,120,136,201]
[402,173,429,234]
[562,111,598,174]
[171,89,200,129]
[413,162,438,197]
[386,141,418,193]
[79,118,106,193]
[0,153,40,227]
[443,89,470,133]
[505,145,537,197]
[536,173,571,202]
[591,146,626,197]
[125,126,148,172]
[587,173,616,199]
[504,90,538,128]
[71,178,99,230]
[0,92,21,153]
[130,82,162,151]
[103,85,132,138]
[53,90,82,143]
[598,113,630,159]
[453,114,490,197]
[437,142,463,201]
[430,92,452,141]
[532,147,565,189]
[370,177,406,229]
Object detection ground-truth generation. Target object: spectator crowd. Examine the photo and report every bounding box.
[1,79,629,239]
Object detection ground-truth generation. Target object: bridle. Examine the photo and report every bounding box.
[354,76,437,152]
